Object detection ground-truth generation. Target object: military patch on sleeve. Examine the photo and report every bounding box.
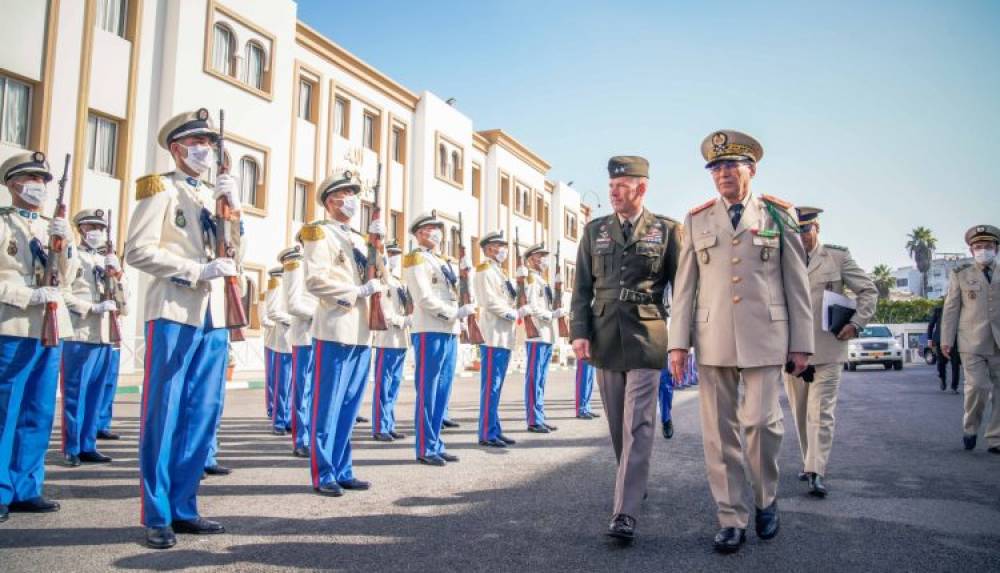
[824,243,847,251]
[476,262,491,272]
[283,260,301,272]
[135,174,165,200]
[299,224,325,242]
[760,194,792,210]
[403,251,423,268]
[689,198,716,216]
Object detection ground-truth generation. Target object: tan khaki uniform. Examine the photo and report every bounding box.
[668,193,813,528]
[473,260,518,350]
[783,244,877,476]
[941,261,1000,447]
[62,246,130,344]
[283,259,317,348]
[264,275,292,354]
[302,220,370,346]
[372,272,409,350]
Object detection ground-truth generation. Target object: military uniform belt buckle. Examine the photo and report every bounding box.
[618,288,649,304]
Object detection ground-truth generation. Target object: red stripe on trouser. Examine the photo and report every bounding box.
[310,341,322,488]
[481,347,493,440]
[373,349,384,434]
[271,352,280,426]
[526,343,537,425]
[139,321,154,524]
[418,334,426,456]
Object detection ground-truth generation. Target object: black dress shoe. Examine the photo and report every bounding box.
[417,455,445,467]
[355,416,369,423]
[64,454,81,467]
[479,439,507,448]
[755,500,780,540]
[798,471,809,481]
[439,452,459,463]
[292,446,310,458]
[713,527,746,553]
[527,424,550,434]
[272,428,287,436]
[372,433,394,442]
[543,423,558,431]
[1,504,9,523]
[204,465,232,476]
[389,431,406,439]
[606,513,636,542]
[988,446,1000,454]
[8,497,60,513]
[441,419,460,428]
[498,434,517,445]
[145,526,176,549]
[576,412,594,420]
[315,483,344,496]
[964,434,977,450]
[172,517,225,534]
[79,451,112,463]
[808,473,828,498]
[662,420,674,439]
[589,412,601,418]
[96,429,120,440]
[338,478,370,490]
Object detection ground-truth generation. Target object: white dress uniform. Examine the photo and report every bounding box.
[523,263,559,429]
[371,261,410,438]
[264,269,293,432]
[282,246,317,454]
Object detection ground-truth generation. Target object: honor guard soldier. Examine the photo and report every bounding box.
[570,155,681,543]
[668,131,813,553]
[61,208,130,466]
[784,207,877,496]
[0,151,76,521]
[404,210,476,466]
[265,266,293,435]
[371,240,410,442]
[280,243,314,458]
[126,109,243,548]
[472,230,521,447]
[941,224,1000,454]
[302,168,383,496]
[519,243,564,433]
[574,360,598,420]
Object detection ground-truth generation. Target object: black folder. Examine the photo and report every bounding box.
[827,304,856,334]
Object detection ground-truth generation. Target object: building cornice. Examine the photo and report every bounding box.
[477,129,550,174]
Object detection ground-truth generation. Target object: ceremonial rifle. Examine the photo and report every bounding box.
[103,209,123,347]
[554,241,569,338]
[457,212,484,344]
[214,109,248,341]
[40,153,70,348]
[367,162,387,330]
[514,228,539,339]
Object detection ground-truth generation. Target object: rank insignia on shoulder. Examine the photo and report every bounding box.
[283,260,300,272]
[689,198,716,216]
[299,225,325,242]
[824,243,847,251]
[403,252,423,268]
[476,262,491,272]
[760,194,792,210]
[136,174,165,200]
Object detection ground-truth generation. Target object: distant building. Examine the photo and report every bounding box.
[893,253,971,299]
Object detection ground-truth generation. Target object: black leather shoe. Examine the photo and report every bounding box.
[589,412,601,418]
[498,434,517,445]
[338,478,370,490]
[543,423,558,431]
[79,451,112,463]
[755,501,780,540]
[606,513,636,542]
[964,434,977,450]
[204,465,232,476]
[442,419,460,428]
[527,424,550,434]
[808,474,828,498]
[1,504,8,523]
[9,497,60,513]
[988,446,1000,454]
[64,454,81,467]
[272,428,287,436]
[172,517,225,534]
[355,416,369,423]
[662,420,674,439]
[479,439,507,448]
[798,471,809,481]
[96,429,120,440]
[372,433,394,442]
[389,431,406,439]
[713,527,746,553]
[145,526,176,549]
[315,483,344,496]
[576,412,594,419]
[417,455,445,467]
[292,446,310,458]
[439,452,459,463]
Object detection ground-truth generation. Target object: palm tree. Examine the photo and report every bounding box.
[906,227,937,297]
[871,264,895,300]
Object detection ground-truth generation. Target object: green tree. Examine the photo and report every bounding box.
[873,298,938,324]
[906,227,937,296]
[871,264,895,300]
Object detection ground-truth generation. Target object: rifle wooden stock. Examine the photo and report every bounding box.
[514,231,539,339]
[554,242,569,338]
[41,153,70,348]
[457,213,483,345]
[104,209,123,347]
[367,215,387,330]
[216,109,246,341]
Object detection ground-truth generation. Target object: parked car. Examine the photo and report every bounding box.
[846,324,904,371]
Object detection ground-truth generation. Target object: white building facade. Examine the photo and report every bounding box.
[893,253,971,300]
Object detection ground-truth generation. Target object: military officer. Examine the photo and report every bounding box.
[371,240,410,442]
[0,151,76,522]
[60,208,130,466]
[404,210,476,466]
[302,168,383,496]
[668,130,813,553]
[473,231,521,447]
[520,243,563,433]
[265,266,293,435]
[125,108,242,548]
[280,242,314,458]
[941,224,1000,454]
[784,207,877,497]
[570,155,681,543]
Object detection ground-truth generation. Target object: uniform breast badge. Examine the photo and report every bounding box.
[7,241,17,256]
[761,248,771,261]
[175,208,187,228]
[700,250,710,264]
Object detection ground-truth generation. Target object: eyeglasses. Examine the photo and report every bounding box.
[706,160,751,173]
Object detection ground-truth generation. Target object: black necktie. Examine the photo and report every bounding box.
[729,204,744,229]
[623,220,633,242]
[985,266,994,284]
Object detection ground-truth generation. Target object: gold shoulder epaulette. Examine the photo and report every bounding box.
[760,194,792,210]
[403,252,423,268]
[689,198,715,215]
[299,224,325,242]
[135,174,165,200]
[526,275,535,284]
[267,277,279,290]
[283,260,301,272]
[476,262,491,272]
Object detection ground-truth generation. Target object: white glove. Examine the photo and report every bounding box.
[199,258,238,281]
[552,308,567,319]
[539,311,553,322]
[214,174,242,211]
[29,287,62,306]
[503,310,517,321]
[515,266,529,278]
[459,256,472,271]
[517,305,532,318]
[48,218,70,239]
[357,279,386,298]
[389,315,406,329]
[368,218,386,236]
[404,316,413,329]
[456,303,477,319]
[104,254,121,271]
[92,300,118,314]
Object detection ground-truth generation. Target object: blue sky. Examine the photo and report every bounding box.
[297,0,1000,271]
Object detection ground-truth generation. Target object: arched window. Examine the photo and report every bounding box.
[450,150,460,182]
[239,156,259,206]
[212,23,235,76]
[244,41,265,89]
[438,144,447,177]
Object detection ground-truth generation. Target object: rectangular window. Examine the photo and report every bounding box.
[96,0,127,37]
[390,210,404,245]
[391,126,405,163]
[334,97,349,138]
[86,114,118,176]
[0,75,31,148]
[514,184,532,218]
[212,24,233,76]
[500,173,510,207]
[471,164,481,199]
[293,180,308,223]
[244,42,266,90]
[362,112,377,151]
[360,201,373,228]
[564,210,579,240]
[298,79,314,122]
[536,196,544,223]
[239,157,260,207]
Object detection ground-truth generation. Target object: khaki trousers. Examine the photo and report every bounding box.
[784,362,842,476]
[597,368,659,519]
[698,364,784,529]
[960,343,1000,448]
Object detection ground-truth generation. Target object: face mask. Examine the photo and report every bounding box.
[427,228,442,246]
[973,247,996,265]
[84,229,107,248]
[181,144,215,175]
[18,182,47,207]
[537,258,549,270]
[388,255,401,271]
[338,195,358,218]
[495,247,508,263]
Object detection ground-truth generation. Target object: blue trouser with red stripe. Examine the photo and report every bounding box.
[204,357,228,470]
[478,345,511,442]
[291,344,314,450]
[0,336,60,506]
[372,347,406,436]
[60,341,117,456]
[139,318,227,527]
[659,366,675,423]
[96,347,120,433]
[264,349,274,418]
[269,349,293,432]
[412,332,457,458]
[575,359,596,416]
[310,339,370,487]
[524,341,553,426]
